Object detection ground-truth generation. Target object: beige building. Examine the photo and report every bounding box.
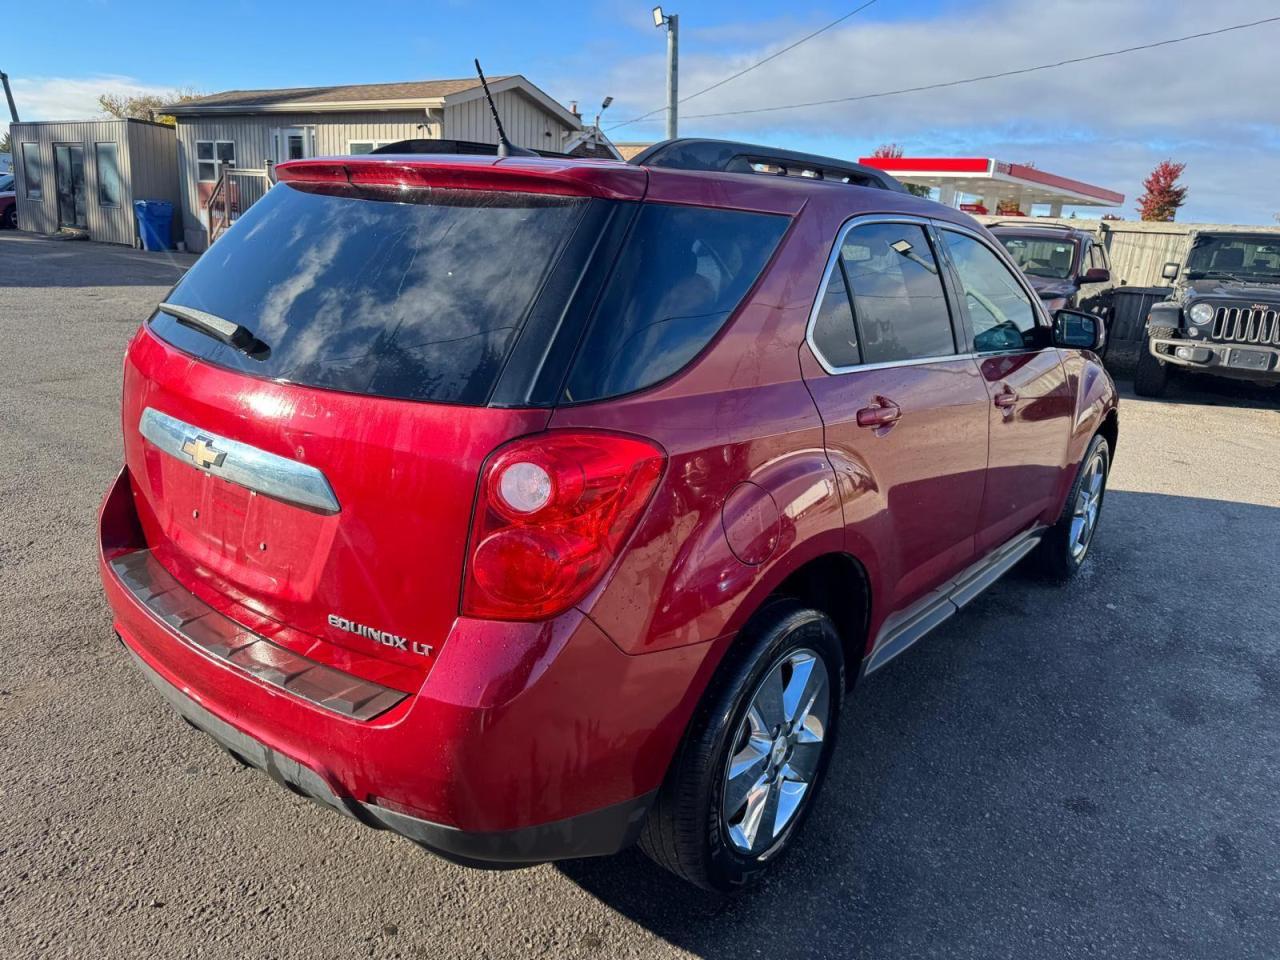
[163,76,585,252]
[10,118,181,245]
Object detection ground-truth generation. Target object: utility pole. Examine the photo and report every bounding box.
[593,96,614,150]
[0,69,19,123]
[653,7,678,140]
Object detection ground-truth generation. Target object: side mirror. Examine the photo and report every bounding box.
[1079,267,1110,285]
[1161,261,1180,281]
[1053,309,1105,353]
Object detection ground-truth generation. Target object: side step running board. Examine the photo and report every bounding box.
[862,528,1045,676]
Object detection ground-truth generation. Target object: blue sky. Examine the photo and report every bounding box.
[7,0,1279,223]
[4,0,959,93]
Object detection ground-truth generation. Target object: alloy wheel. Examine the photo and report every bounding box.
[721,648,830,857]
[1069,449,1107,561]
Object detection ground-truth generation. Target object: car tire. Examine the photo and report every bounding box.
[1,206,16,230]
[1034,433,1110,582]
[1134,326,1175,397]
[638,600,845,893]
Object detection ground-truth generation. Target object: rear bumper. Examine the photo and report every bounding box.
[125,644,653,867]
[100,467,714,865]
[1148,334,1280,380]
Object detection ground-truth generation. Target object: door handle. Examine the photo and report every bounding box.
[856,397,901,428]
[993,386,1018,410]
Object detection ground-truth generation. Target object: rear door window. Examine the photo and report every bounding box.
[562,204,788,403]
[840,222,955,364]
[941,229,1040,352]
[151,182,590,405]
[810,258,861,368]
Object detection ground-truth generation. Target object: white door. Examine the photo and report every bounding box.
[274,127,314,164]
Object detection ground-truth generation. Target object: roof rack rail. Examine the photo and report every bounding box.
[983,219,1080,231]
[629,138,906,193]
[370,138,573,159]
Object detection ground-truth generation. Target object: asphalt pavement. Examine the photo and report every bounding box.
[1,232,1277,959]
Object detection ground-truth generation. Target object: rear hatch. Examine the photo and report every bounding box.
[121,161,623,689]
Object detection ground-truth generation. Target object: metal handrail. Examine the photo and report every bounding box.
[206,168,229,243]
[205,164,273,244]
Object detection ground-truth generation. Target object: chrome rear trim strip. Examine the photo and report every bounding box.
[139,407,340,515]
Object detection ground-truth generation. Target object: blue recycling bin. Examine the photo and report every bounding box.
[134,200,174,251]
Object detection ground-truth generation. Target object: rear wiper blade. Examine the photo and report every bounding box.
[159,303,270,359]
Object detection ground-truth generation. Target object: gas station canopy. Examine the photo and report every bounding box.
[858,156,1125,216]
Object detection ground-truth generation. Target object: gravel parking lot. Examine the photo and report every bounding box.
[2,232,1277,960]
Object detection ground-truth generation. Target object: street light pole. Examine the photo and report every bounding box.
[0,70,19,123]
[653,8,678,140]
[665,13,679,140]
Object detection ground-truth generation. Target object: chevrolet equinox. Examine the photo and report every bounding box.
[99,138,1118,892]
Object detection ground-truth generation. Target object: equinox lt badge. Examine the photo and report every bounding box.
[327,614,434,657]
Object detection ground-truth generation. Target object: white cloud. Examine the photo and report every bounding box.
[572,0,1280,223]
[9,74,179,121]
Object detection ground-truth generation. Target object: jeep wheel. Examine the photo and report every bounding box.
[1134,326,1175,397]
[639,601,844,892]
[1034,433,1110,581]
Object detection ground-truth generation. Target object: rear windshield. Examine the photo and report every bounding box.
[563,204,789,403]
[151,182,588,404]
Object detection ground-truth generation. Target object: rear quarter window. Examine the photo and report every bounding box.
[562,204,789,403]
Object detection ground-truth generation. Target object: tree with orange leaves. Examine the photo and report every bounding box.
[1137,161,1188,222]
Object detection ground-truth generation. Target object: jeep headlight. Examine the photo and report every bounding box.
[1189,302,1216,325]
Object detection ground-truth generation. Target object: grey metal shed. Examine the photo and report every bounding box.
[10,118,182,246]
[162,75,583,252]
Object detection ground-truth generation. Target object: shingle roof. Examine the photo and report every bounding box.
[165,77,509,111]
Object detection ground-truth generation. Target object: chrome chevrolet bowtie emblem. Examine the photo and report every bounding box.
[180,434,226,470]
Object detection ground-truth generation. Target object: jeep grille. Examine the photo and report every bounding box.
[1210,305,1280,346]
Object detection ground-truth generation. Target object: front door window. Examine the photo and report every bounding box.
[940,230,1040,352]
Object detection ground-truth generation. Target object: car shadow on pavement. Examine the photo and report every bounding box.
[556,490,1280,959]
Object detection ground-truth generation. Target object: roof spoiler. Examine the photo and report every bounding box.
[630,138,907,193]
[370,138,573,159]
[274,156,648,201]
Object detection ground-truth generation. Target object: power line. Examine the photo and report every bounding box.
[620,14,1280,126]
[609,0,881,131]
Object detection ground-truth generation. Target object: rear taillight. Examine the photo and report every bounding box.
[461,432,665,621]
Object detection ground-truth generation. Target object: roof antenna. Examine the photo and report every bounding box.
[474,59,537,158]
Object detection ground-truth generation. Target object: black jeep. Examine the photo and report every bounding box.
[1136,231,1280,397]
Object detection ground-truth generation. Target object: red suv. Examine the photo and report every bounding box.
[99,138,1117,892]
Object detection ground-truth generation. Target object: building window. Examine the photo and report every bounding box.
[96,142,122,207]
[348,140,396,155]
[21,143,43,200]
[196,140,235,182]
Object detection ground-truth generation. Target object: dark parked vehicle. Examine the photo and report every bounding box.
[0,173,16,229]
[1136,231,1280,396]
[98,138,1118,892]
[990,222,1112,312]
